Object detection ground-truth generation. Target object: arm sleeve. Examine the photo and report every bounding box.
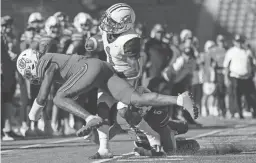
[123,37,141,58]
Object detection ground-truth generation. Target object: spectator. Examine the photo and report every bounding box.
[1,16,22,140]
[201,40,217,116]
[143,24,173,87]
[169,33,182,64]
[223,35,256,119]
[209,35,227,117]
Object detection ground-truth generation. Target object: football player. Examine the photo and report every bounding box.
[85,3,160,158]
[53,12,73,54]
[66,12,92,56]
[16,49,196,158]
[84,3,197,158]
[27,12,44,34]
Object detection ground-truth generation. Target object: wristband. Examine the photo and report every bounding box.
[29,98,44,121]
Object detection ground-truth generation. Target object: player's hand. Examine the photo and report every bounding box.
[28,99,44,121]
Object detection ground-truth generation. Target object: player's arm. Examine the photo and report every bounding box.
[123,37,141,79]
[66,33,83,55]
[66,40,81,55]
[29,63,58,121]
[59,35,72,54]
[223,49,232,85]
[161,56,185,82]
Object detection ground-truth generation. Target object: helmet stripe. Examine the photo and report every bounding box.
[108,3,124,12]
[109,3,130,13]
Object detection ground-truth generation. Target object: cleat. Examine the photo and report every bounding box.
[89,152,113,159]
[76,117,103,137]
[133,141,152,150]
[133,146,165,157]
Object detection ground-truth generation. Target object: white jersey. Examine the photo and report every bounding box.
[102,29,140,73]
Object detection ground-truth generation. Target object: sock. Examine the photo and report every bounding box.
[135,119,161,147]
[97,125,111,155]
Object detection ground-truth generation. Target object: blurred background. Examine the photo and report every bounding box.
[2,0,256,50]
[1,0,256,141]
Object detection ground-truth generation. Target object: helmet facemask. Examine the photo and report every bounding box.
[100,12,133,34]
[80,20,92,32]
[49,24,61,38]
[17,49,41,85]
[24,68,41,85]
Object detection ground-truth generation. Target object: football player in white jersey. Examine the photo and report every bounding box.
[84,3,165,158]
[83,3,198,159]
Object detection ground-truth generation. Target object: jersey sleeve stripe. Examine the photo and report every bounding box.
[58,63,88,93]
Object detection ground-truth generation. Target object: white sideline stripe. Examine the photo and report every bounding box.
[188,124,252,140]
[1,150,14,154]
[0,137,83,154]
[187,130,223,140]
[117,158,184,162]
[1,123,253,156]
[241,151,256,154]
[92,152,135,163]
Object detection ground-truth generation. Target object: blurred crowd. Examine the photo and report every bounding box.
[1,11,256,141]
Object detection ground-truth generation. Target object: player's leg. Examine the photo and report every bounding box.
[54,58,106,136]
[114,98,163,155]
[89,93,116,159]
[102,75,164,156]
[106,75,181,108]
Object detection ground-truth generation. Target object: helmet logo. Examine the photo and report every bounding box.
[121,15,132,24]
[18,58,26,70]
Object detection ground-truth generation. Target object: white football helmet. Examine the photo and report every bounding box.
[150,24,164,39]
[73,12,92,32]
[204,40,215,52]
[28,12,44,31]
[45,16,60,37]
[28,12,43,24]
[100,3,135,34]
[17,49,40,85]
[180,29,193,42]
